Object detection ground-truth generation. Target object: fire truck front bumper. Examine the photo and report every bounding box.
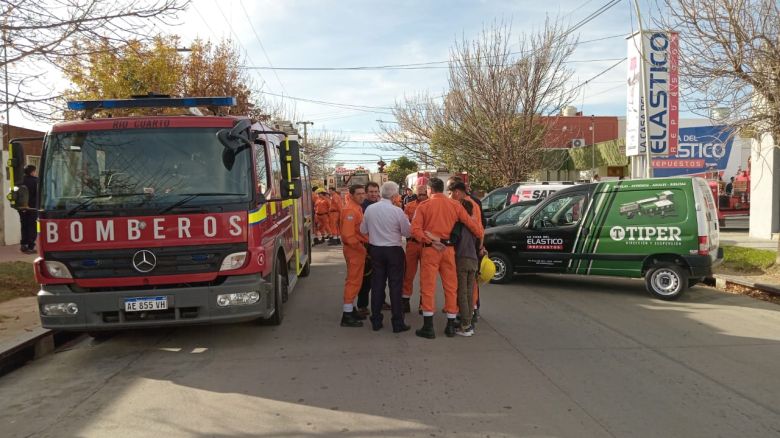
[37,273,274,331]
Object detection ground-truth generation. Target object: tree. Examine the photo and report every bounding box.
[62,36,263,117]
[658,0,780,262]
[1,0,188,119]
[379,20,577,186]
[303,130,344,182]
[385,156,418,186]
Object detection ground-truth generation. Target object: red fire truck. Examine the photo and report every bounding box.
[704,165,750,227]
[6,96,312,334]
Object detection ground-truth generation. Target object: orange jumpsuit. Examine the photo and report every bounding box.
[315,196,331,237]
[329,192,343,238]
[463,196,484,309]
[392,194,403,208]
[402,199,423,298]
[411,193,483,316]
[341,198,369,307]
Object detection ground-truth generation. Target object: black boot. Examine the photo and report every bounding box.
[472,309,479,323]
[415,316,435,339]
[313,238,322,246]
[327,237,338,246]
[444,318,458,338]
[341,311,363,327]
[351,309,366,321]
[402,297,411,313]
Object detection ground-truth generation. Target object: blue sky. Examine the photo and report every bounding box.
[171,0,652,168]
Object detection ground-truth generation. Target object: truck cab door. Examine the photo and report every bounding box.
[515,191,589,273]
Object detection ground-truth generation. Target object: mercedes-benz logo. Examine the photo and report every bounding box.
[132,250,157,273]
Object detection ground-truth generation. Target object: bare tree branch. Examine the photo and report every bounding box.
[380,19,577,187]
[1,0,189,120]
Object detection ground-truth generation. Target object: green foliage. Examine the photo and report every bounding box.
[386,156,418,186]
[722,246,776,272]
[63,36,257,117]
[568,139,629,170]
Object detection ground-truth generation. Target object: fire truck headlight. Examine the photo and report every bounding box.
[44,261,72,279]
[220,252,248,271]
[42,302,79,316]
[216,291,260,307]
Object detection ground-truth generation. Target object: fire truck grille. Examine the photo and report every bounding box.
[45,243,248,279]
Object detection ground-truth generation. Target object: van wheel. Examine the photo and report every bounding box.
[645,262,688,300]
[489,253,513,284]
[299,235,312,278]
[265,260,285,326]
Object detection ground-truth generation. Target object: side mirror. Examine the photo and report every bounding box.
[217,119,252,155]
[6,140,28,209]
[487,217,495,227]
[278,139,302,200]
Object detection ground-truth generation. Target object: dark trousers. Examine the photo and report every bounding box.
[369,245,405,328]
[357,258,371,309]
[19,210,38,249]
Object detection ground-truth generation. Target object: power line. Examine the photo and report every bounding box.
[212,0,270,92]
[238,0,287,95]
[260,90,394,114]
[242,57,627,71]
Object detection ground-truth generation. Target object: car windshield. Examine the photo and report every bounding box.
[493,203,535,226]
[41,128,252,216]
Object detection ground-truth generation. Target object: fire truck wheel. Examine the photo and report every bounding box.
[87,331,116,341]
[300,235,312,278]
[265,257,285,326]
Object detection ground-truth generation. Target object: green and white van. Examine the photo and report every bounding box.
[484,177,723,300]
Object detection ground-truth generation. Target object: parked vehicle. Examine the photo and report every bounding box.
[509,181,577,204]
[6,96,312,333]
[484,177,722,300]
[481,183,521,219]
[485,200,539,228]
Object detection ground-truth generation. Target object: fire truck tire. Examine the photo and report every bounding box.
[300,235,312,278]
[645,262,688,301]
[265,257,285,326]
[87,331,116,341]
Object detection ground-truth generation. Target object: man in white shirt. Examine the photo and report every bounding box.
[360,181,412,332]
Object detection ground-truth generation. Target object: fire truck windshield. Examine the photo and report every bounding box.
[41,128,252,216]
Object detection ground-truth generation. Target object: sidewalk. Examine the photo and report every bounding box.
[0,244,38,263]
[0,245,40,346]
[719,230,778,251]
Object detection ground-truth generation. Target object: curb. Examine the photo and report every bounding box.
[0,328,81,378]
[709,274,780,297]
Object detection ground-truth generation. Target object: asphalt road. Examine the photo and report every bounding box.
[1,246,780,437]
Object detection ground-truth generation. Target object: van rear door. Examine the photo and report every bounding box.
[692,177,720,262]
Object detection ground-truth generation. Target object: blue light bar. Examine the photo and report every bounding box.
[67,96,237,111]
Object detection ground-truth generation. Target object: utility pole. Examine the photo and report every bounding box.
[296,120,313,149]
[0,27,9,244]
[590,115,596,180]
[296,120,315,182]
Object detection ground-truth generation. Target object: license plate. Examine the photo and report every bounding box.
[124,296,168,312]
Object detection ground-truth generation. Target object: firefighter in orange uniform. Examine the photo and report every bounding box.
[411,178,483,339]
[314,189,331,245]
[392,193,403,208]
[447,179,484,318]
[401,184,428,312]
[448,176,486,320]
[340,184,369,327]
[328,187,343,245]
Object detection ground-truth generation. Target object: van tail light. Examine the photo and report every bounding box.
[698,236,709,256]
[510,194,519,203]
